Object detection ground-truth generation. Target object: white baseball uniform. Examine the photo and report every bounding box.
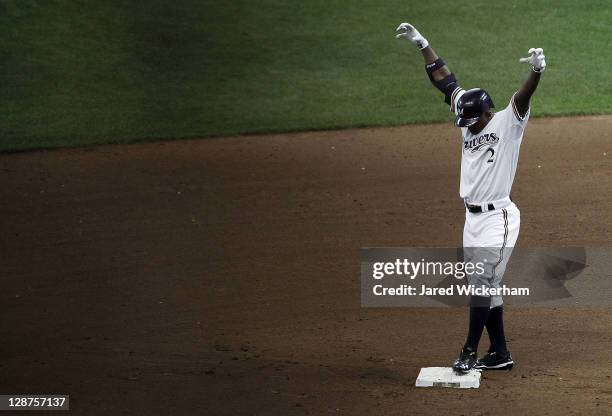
[451,89,529,307]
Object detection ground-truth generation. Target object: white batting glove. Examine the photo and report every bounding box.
[395,22,429,50]
[519,48,546,72]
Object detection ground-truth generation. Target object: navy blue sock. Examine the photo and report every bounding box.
[464,305,490,352]
[485,305,508,355]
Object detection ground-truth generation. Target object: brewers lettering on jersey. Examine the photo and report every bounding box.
[396,21,546,374]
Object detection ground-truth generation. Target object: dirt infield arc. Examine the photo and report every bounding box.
[1,115,611,415]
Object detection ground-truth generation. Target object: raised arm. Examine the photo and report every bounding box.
[514,48,546,118]
[395,22,461,107]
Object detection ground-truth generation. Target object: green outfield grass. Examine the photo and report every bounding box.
[1,0,611,151]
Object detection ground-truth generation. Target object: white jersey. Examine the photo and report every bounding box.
[451,89,530,204]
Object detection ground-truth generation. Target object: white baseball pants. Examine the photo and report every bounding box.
[463,199,520,307]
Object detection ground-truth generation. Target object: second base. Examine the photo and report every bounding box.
[415,367,481,388]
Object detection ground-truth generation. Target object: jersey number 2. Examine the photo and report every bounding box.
[486,148,495,163]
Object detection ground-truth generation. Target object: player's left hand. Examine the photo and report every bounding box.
[519,48,546,72]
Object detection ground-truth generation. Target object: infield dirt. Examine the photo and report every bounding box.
[1,116,611,415]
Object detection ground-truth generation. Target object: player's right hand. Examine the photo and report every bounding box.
[395,22,429,50]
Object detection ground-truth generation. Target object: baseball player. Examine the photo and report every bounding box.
[395,22,546,373]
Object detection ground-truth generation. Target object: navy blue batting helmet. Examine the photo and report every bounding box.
[455,88,495,127]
